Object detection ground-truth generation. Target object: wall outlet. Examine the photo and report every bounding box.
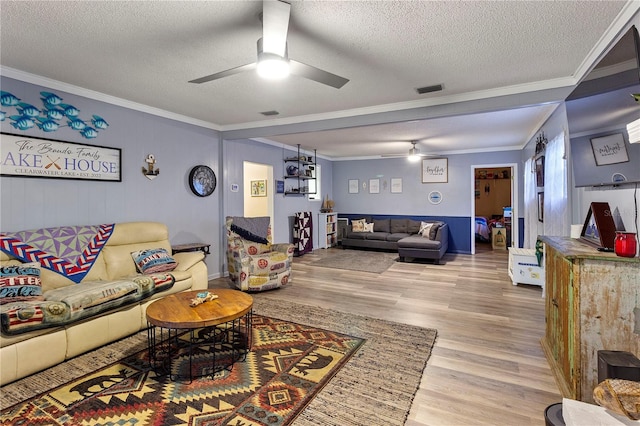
[635,307,640,335]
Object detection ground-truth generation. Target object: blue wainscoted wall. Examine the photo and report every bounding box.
[339,214,472,254]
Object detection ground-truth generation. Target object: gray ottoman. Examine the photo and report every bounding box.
[397,236,445,264]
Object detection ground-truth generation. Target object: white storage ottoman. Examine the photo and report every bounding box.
[508,248,544,294]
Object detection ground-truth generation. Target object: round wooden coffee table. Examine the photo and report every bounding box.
[146,289,253,381]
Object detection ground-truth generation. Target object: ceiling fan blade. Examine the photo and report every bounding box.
[262,0,290,56]
[289,60,349,89]
[189,63,257,84]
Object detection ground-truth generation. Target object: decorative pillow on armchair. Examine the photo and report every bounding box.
[0,262,45,304]
[131,248,177,274]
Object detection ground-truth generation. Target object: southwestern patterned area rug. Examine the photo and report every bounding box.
[0,299,437,425]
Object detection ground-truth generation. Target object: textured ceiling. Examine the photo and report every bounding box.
[1,1,638,158]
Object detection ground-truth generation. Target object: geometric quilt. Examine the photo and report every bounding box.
[0,314,365,425]
[0,224,114,283]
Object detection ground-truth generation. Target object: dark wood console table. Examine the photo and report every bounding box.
[171,242,210,255]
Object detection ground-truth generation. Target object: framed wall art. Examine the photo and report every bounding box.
[251,179,267,197]
[537,192,544,222]
[1,133,121,182]
[535,155,545,187]
[348,179,359,193]
[590,133,629,166]
[390,177,403,193]
[369,178,380,193]
[422,158,448,183]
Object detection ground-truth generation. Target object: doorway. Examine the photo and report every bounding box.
[243,161,274,233]
[470,163,518,254]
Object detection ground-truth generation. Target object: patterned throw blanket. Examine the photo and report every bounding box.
[0,224,115,283]
[231,216,270,244]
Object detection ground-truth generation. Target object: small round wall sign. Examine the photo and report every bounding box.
[428,191,442,204]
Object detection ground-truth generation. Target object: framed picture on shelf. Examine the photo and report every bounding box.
[251,179,267,197]
[580,202,617,249]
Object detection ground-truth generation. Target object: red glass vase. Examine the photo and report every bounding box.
[614,232,637,258]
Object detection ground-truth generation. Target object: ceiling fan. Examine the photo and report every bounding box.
[189,0,349,89]
[381,141,438,162]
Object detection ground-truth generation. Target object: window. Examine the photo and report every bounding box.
[308,164,321,200]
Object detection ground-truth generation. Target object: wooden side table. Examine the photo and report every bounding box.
[146,289,253,381]
[171,242,211,255]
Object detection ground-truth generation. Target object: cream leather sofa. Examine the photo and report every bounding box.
[0,221,208,385]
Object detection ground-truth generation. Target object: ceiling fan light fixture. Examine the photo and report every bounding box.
[257,53,290,80]
[407,146,421,162]
[257,38,290,80]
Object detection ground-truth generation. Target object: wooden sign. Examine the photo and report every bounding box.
[1,133,121,182]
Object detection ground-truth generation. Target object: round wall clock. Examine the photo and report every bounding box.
[189,165,216,197]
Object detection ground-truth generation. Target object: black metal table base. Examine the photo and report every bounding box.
[147,310,252,382]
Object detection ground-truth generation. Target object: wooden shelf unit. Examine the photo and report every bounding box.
[318,212,338,249]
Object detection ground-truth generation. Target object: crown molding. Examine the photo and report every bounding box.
[0,67,222,132]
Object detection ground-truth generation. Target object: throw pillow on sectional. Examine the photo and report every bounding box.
[419,222,434,239]
[351,219,366,232]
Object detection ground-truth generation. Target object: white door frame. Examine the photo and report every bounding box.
[470,163,519,254]
[242,161,275,234]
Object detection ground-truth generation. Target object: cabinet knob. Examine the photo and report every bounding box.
[552,298,558,307]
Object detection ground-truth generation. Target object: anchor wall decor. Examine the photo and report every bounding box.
[142,154,159,180]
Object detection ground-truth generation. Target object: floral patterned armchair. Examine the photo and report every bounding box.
[226,216,294,292]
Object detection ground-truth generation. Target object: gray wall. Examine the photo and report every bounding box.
[332,151,523,216]
[0,77,223,276]
[222,138,333,247]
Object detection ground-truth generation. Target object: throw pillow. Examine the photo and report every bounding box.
[364,222,375,232]
[419,222,434,239]
[429,223,442,240]
[372,218,390,233]
[351,219,366,232]
[131,248,178,274]
[0,262,45,304]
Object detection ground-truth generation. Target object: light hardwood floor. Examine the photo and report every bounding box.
[209,244,562,425]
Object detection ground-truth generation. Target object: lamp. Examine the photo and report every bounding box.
[257,38,290,80]
[627,118,640,144]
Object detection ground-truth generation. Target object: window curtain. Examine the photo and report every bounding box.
[543,133,569,237]
[524,157,539,248]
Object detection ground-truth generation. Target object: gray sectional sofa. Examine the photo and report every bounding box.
[341,217,449,264]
